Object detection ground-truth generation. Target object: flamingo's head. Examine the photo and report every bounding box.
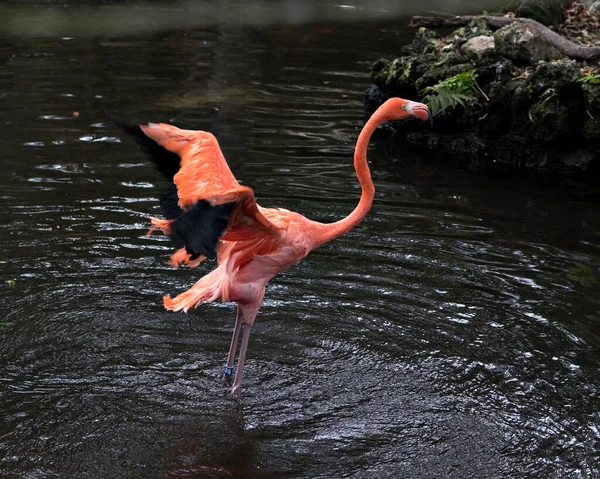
[379,97,432,127]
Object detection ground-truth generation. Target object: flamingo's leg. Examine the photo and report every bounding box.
[231,324,252,395]
[223,306,243,377]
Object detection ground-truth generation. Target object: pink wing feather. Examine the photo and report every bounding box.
[140,123,281,269]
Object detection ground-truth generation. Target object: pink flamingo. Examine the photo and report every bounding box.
[119,97,430,394]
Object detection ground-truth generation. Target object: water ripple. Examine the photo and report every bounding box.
[1,15,600,479]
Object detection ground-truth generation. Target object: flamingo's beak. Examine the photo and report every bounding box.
[412,103,433,128]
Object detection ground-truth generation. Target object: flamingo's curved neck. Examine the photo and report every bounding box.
[314,109,385,246]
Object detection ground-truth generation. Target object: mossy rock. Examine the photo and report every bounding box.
[528,59,581,96]
[412,53,439,78]
[412,27,442,54]
[479,80,518,137]
[462,35,496,61]
[529,89,583,141]
[510,81,534,128]
[494,22,563,64]
[369,56,420,95]
[583,82,600,115]
[582,83,600,140]
[473,58,515,87]
[414,59,474,91]
[451,18,494,49]
[560,149,600,172]
[582,117,600,141]
[369,58,392,87]
[465,18,493,38]
[370,53,442,95]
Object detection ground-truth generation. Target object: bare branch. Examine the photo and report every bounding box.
[409,15,600,61]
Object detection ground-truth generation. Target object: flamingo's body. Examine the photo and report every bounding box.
[119,97,430,393]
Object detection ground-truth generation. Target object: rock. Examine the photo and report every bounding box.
[412,27,442,54]
[364,84,392,119]
[582,82,600,141]
[368,55,434,97]
[494,22,563,64]
[528,59,581,95]
[558,149,600,177]
[510,81,533,129]
[475,59,515,84]
[582,82,600,114]
[560,149,599,171]
[478,79,517,137]
[524,60,584,141]
[450,18,494,48]
[364,8,599,185]
[492,59,515,83]
[528,89,583,141]
[368,58,392,89]
[582,117,600,140]
[462,35,495,60]
[377,57,418,91]
[413,52,473,91]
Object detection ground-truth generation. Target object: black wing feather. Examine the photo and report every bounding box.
[170,201,235,260]
[160,183,184,220]
[112,118,181,180]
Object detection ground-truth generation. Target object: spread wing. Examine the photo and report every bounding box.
[118,120,280,264]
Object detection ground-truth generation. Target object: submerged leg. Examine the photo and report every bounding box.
[223,306,243,377]
[231,324,252,395]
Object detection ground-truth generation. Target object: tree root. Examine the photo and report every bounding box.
[409,15,600,61]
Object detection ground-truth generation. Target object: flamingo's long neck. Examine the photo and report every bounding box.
[314,108,387,246]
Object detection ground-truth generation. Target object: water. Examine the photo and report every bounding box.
[2,3,600,478]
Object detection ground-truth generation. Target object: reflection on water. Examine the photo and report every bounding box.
[0,0,511,36]
[1,3,600,478]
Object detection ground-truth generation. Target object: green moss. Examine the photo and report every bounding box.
[529,88,582,141]
[369,58,391,87]
[369,56,423,92]
[370,53,445,94]
[494,23,563,63]
[529,59,581,95]
[387,57,417,87]
[583,82,600,114]
[415,62,474,92]
[450,18,493,49]
[413,27,441,54]
[468,18,493,35]
[463,18,493,39]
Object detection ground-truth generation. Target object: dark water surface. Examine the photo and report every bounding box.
[2,4,600,479]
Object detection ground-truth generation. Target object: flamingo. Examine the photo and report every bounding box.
[117,97,431,394]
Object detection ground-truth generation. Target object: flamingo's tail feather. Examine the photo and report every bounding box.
[163,266,229,313]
